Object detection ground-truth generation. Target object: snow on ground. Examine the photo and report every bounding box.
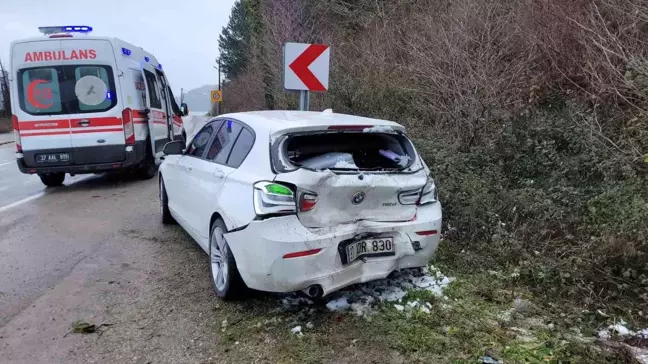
[597,322,648,364]
[598,323,648,339]
[280,265,452,317]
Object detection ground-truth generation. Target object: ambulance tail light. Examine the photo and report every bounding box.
[12,115,22,152]
[122,108,135,145]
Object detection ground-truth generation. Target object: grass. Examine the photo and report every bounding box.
[208,262,630,364]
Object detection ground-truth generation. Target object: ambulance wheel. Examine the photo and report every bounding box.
[138,143,157,180]
[38,173,65,187]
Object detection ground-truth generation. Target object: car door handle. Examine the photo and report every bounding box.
[185,164,193,172]
[213,169,224,179]
[77,120,90,127]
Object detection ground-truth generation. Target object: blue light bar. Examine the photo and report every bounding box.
[38,25,93,35]
[121,47,132,56]
[144,56,150,62]
[157,64,162,70]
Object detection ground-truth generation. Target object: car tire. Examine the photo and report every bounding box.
[159,177,176,225]
[38,172,65,187]
[138,142,157,180]
[209,219,246,299]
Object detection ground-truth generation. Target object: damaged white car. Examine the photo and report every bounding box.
[158,110,442,299]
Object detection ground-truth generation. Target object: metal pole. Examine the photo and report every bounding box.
[180,88,184,104]
[299,90,309,111]
[217,58,221,115]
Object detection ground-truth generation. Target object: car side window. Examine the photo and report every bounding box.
[187,124,214,158]
[208,120,243,164]
[226,129,255,168]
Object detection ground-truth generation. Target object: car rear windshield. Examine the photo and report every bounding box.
[277,131,416,172]
[17,65,117,116]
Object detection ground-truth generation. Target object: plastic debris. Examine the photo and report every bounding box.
[394,304,405,311]
[279,266,452,317]
[326,297,350,311]
[480,356,503,364]
[290,326,302,334]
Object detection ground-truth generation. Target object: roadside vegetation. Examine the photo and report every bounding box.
[0,59,11,133]
[215,0,648,361]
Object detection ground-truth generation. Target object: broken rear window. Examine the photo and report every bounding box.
[275,131,416,172]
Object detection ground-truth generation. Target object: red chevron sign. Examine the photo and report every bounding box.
[284,43,330,92]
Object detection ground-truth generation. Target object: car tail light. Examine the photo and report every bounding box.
[253,181,296,216]
[417,177,437,205]
[300,192,318,212]
[12,115,22,152]
[398,189,421,205]
[122,108,135,145]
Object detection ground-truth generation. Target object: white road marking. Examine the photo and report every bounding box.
[0,192,46,213]
[0,160,15,167]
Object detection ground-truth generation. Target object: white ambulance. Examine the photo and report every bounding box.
[9,26,188,186]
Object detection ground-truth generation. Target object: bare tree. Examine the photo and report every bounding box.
[0,59,11,118]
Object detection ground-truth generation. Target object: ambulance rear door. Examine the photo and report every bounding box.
[141,64,168,156]
[59,38,125,165]
[12,39,72,166]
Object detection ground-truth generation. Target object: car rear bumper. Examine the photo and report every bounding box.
[225,202,442,296]
[17,142,147,175]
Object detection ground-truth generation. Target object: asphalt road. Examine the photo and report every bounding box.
[0,161,226,363]
[0,133,95,210]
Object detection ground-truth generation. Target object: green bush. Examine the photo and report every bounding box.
[424,108,648,310]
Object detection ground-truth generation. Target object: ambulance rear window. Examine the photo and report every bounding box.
[17,65,117,116]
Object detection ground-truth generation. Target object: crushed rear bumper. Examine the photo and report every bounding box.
[17,142,147,175]
[225,202,442,296]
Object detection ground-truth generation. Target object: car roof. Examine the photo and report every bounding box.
[219,110,404,134]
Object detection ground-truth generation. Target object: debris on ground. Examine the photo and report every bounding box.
[72,321,97,334]
[326,297,350,312]
[64,320,112,337]
[597,322,648,364]
[479,355,503,364]
[279,266,452,317]
[290,326,302,335]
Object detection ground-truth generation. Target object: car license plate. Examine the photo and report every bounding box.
[36,153,70,163]
[345,237,395,263]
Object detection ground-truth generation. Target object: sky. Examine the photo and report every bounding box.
[0,0,236,95]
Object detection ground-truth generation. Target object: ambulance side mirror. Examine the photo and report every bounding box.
[180,103,189,116]
[163,140,184,155]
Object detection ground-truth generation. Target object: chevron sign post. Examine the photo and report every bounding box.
[283,42,330,111]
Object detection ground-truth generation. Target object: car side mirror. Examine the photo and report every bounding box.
[163,140,184,155]
[180,103,189,116]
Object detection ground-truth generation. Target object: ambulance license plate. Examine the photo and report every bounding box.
[345,237,395,264]
[36,153,70,163]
